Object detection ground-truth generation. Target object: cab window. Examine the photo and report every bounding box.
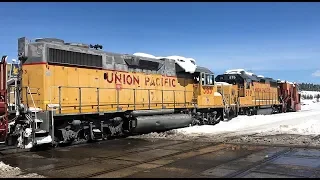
[201,73,214,86]
[246,82,250,89]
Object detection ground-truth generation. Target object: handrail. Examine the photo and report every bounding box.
[27,86,37,110]
[48,85,194,114]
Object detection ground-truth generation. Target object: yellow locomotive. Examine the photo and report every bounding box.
[3,37,226,148]
[215,69,282,116]
[1,37,300,149]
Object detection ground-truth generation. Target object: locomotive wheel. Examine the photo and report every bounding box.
[5,135,16,146]
[209,113,221,125]
[52,137,60,147]
[83,130,93,142]
[224,109,235,122]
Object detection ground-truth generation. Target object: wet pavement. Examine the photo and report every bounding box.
[1,138,320,178]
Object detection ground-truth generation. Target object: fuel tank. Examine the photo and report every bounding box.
[130,113,192,134]
[131,109,174,116]
[257,108,273,115]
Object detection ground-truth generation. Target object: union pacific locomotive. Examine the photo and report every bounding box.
[0,37,301,149]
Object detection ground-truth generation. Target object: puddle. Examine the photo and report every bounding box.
[291,149,320,158]
[273,156,320,168]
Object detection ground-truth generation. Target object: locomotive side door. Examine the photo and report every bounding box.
[192,72,201,105]
[199,72,215,107]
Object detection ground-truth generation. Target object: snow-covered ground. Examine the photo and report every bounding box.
[300,90,320,98]
[132,92,320,147]
[0,161,45,178]
[174,99,320,137]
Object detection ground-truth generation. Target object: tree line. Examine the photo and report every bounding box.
[297,83,320,101]
[298,83,320,91]
[301,94,320,100]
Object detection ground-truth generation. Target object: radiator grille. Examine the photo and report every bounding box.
[48,48,103,68]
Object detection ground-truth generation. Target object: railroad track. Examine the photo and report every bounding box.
[8,138,320,178]
[79,142,225,178]
[16,133,260,178]
[17,139,203,176]
[7,132,320,178]
[0,129,251,156]
[222,147,292,178]
[61,140,295,178]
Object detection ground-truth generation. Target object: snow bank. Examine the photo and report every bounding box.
[0,161,45,178]
[133,99,320,141]
[176,99,320,136]
[300,91,320,100]
[132,98,320,147]
[266,118,320,135]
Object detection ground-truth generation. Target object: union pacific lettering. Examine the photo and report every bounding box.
[104,72,176,87]
[254,88,271,93]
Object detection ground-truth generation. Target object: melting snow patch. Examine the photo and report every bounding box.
[0,161,45,178]
[133,99,320,146]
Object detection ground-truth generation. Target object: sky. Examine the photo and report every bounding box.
[0,2,320,83]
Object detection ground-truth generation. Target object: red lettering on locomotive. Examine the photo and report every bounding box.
[105,72,140,85]
[172,79,176,87]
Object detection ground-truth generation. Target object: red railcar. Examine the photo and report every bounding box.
[278,81,301,112]
[0,56,8,142]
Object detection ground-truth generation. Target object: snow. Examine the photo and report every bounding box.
[0,161,45,178]
[214,92,222,96]
[300,90,320,99]
[133,52,157,59]
[278,80,295,85]
[223,69,298,85]
[132,53,197,74]
[36,135,52,145]
[225,69,245,75]
[132,95,320,146]
[215,82,232,86]
[224,69,254,76]
[175,99,320,137]
[166,55,197,73]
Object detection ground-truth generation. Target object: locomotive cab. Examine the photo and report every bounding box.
[216,70,257,107]
[188,67,224,125]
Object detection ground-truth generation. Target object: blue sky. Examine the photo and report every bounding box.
[1,2,320,83]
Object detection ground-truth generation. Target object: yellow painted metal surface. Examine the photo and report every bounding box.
[252,82,281,106]
[237,81,281,107]
[216,84,238,107]
[197,85,223,108]
[21,64,224,114]
[22,63,282,115]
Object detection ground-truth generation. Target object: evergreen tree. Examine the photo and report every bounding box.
[298,83,320,91]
